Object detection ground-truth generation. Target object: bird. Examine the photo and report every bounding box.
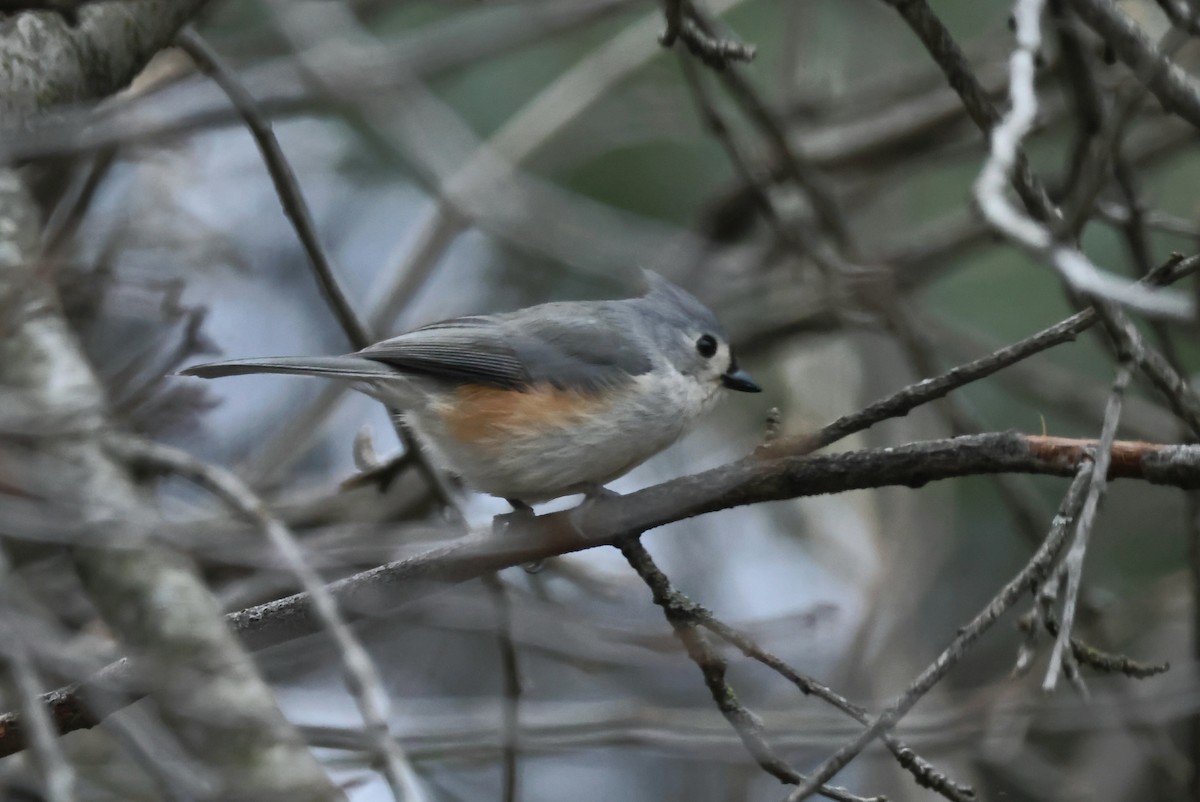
[181,271,760,508]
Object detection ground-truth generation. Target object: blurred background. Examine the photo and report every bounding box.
[5,0,1200,799]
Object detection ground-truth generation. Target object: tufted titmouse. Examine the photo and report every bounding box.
[182,272,760,506]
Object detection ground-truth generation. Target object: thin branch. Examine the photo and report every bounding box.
[108,435,422,802]
[784,465,1095,801]
[659,1,756,68]
[4,431,1200,756]
[1095,299,1200,438]
[175,25,448,509]
[624,551,974,800]
[618,539,879,802]
[480,573,521,802]
[1029,608,1170,679]
[687,5,847,252]
[878,0,1057,220]
[1043,360,1132,691]
[1069,0,1200,130]
[973,0,1189,318]
[674,16,757,69]
[175,27,370,350]
[0,553,76,802]
[760,250,1197,459]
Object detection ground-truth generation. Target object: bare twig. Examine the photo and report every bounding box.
[175,24,448,509]
[108,435,422,802]
[1069,0,1200,130]
[878,0,1057,219]
[784,465,1095,801]
[1043,360,1132,691]
[659,1,756,68]
[0,552,76,802]
[974,0,1189,318]
[674,17,756,69]
[623,550,975,800]
[175,27,370,350]
[618,539,879,802]
[763,312,1070,455]
[686,6,847,252]
[1030,609,1170,679]
[761,250,1196,461]
[480,573,521,802]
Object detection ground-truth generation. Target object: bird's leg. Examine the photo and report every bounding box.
[492,499,546,574]
[580,484,620,501]
[494,498,535,535]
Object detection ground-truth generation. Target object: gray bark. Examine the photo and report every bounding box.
[0,4,345,800]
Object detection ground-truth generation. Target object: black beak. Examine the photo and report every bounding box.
[721,367,761,393]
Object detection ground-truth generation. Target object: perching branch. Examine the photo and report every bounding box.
[3,430,1192,759]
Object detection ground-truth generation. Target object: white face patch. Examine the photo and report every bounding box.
[675,329,731,391]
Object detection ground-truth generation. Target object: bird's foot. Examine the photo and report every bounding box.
[567,484,621,535]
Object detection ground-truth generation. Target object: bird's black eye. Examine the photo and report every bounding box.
[696,334,718,358]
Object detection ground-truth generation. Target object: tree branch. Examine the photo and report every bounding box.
[619,539,878,802]
[1,169,342,802]
[3,428,1196,759]
[785,464,1095,801]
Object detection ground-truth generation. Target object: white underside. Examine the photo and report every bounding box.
[360,370,720,502]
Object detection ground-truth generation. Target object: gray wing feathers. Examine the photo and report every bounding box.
[358,324,531,389]
[182,306,654,392]
[512,314,651,390]
[180,355,396,380]
[360,307,652,392]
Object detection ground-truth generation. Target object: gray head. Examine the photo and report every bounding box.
[630,270,760,394]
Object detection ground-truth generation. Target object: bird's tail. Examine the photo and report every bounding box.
[179,355,396,381]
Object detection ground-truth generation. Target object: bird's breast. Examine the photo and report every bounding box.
[436,384,618,447]
[409,373,713,501]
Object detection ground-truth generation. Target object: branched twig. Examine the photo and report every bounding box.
[626,556,975,800]
[1043,360,1132,691]
[784,465,1096,801]
[1069,0,1200,130]
[108,435,422,802]
[618,539,879,802]
[659,1,756,68]
[685,6,847,251]
[879,0,1057,220]
[974,0,1189,318]
[675,17,756,69]
[1029,609,1170,679]
[659,0,685,46]
[763,252,1199,458]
